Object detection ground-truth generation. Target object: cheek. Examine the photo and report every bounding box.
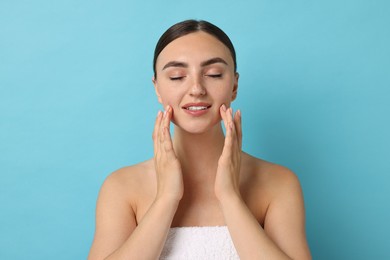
[213,87,234,104]
[158,89,181,108]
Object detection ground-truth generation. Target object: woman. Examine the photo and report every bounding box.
[88,20,311,259]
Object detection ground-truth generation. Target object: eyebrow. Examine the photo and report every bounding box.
[200,57,228,67]
[162,57,228,70]
[162,61,188,70]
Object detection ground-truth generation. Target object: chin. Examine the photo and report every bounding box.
[173,118,221,135]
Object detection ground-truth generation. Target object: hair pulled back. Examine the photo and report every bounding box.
[153,19,237,78]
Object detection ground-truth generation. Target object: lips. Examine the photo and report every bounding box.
[182,102,212,116]
[182,102,212,110]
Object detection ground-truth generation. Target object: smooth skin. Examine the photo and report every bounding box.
[88,32,311,259]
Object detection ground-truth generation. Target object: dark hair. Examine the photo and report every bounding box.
[153,19,237,78]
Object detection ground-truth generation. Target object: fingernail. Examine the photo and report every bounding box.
[237,110,241,117]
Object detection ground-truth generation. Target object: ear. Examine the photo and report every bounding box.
[231,72,239,101]
[152,76,163,104]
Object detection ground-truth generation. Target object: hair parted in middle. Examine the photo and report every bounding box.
[153,19,237,78]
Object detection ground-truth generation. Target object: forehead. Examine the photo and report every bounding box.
[156,32,234,68]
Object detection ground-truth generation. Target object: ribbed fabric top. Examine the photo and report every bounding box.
[160,226,239,259]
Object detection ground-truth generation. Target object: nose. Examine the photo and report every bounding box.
[189,77,206,97]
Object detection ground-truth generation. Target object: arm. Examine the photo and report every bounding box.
[218,170,311,260]
[88,107,183,260]
[216,105,311,260]
[88,174,179,260]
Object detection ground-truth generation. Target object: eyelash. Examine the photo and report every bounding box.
[169,74,222,81]
[169,76,185,81]
[206,74,222,78]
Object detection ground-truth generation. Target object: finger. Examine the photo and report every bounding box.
[163,126,176,160]
[228,108,234,134]
[226,108,240,152]
[163,105,172,130]
[153,111,163,156]
[221,107,235,152]
[229,108,237,143]
[153,111,163,140]
[161,106,176,157]
[234,110,242,149]
[159,106,170,143]
[220,104,228,129]
[221,117,234,158]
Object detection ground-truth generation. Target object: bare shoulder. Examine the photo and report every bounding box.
[104,159,155,188]
[240,152,303,224]
[88,159,156,259]
[101,159,155,205]
[241,152,311,259]
[241,152,301,193]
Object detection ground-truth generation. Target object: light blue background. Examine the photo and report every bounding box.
[1,0,389,259]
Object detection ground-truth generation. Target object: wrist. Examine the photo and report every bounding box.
[154,195,181,210]
[216,189,242,207]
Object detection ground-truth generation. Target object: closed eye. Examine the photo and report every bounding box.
[169,76,185,81]
[206,74,222,78]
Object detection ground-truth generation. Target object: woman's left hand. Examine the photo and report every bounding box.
[215,104,243,202]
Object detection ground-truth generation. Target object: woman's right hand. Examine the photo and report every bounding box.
[153,105,184,202]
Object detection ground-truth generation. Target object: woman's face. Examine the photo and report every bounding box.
[153,31,238,134]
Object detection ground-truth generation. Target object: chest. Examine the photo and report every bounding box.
[134,187,268,228]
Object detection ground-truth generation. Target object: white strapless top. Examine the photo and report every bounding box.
[160,226,239,259]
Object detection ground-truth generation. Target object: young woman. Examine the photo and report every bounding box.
[88,20,311,259]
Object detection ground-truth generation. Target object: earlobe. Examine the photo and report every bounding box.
[152,76,163,104]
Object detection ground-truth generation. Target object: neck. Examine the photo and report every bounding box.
[173,123,225,181]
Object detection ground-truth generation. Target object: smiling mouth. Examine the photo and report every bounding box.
[185,106,210,111]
